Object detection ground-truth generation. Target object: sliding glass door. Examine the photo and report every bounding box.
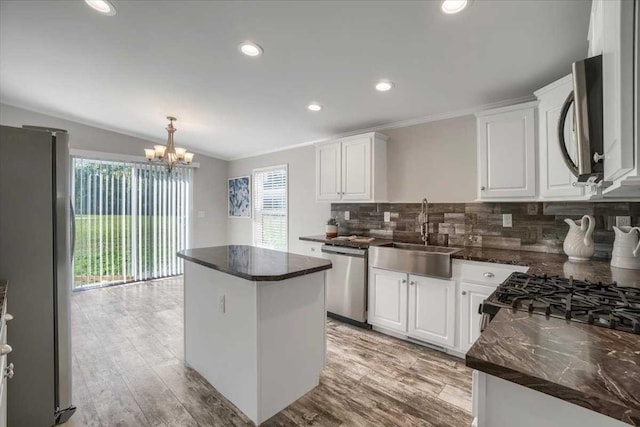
[72,157,192,289]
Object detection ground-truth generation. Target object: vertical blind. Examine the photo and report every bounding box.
[253,165,288,251]
[72,157,192,289]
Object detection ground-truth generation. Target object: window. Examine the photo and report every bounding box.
[72,157,192,289]
[252,165,288,251]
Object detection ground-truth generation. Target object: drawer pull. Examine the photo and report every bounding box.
[5,363,14,379]
[483,272,495,278]
[0,345,12,356]
[461,291,467,295]
[4,314,13,322]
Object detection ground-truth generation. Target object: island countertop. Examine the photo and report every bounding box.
[177,245,332,281]
[466,308,640,425]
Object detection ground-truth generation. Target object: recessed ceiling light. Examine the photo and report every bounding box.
[307,102,323,112]
[441,0,468,14]
[375,79,394,92]
[239,41,263,57]
[84,0,116,16]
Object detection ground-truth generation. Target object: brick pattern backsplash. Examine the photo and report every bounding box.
[330,202,640,259]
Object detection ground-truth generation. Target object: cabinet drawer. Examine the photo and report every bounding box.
[457,260,528,287]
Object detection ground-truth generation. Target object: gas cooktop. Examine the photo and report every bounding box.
[482,272,640,335]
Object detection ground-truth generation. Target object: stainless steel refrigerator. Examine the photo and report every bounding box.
[0,125,75,425]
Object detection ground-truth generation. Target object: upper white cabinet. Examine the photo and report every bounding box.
[315,132,387,202]
[476,102,537,200]
[316,142,341,201]
[408,274,455,347]
[596,0,639,196]
[535,75,585,199]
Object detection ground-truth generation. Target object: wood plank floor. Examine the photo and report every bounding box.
[68,277,473,427]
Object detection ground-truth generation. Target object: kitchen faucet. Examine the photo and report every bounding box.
[420,198,429,245]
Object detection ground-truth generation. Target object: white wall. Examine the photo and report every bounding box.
[227,115,478,252]
[0,103,228,247]
[385,115,476,202]
[227,145,330,255]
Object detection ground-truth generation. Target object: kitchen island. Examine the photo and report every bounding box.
[177,245,332,425]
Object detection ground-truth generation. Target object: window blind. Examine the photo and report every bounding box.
[72,157,192,289]
[252,165,288,251]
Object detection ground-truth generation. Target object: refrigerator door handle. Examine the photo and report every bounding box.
[70,200,76,258]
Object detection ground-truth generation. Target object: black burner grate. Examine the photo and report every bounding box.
[485,272,640,335]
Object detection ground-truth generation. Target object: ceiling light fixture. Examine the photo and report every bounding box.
[239,41,263,57]
[441,0,468,14]
[307,103,323,112]
[84,0,116,16]
[144,117,194,173]
[375,79,394,92]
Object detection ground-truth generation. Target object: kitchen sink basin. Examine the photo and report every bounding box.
[369,243,461,279]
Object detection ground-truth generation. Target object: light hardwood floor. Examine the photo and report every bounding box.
[68,276,473,427]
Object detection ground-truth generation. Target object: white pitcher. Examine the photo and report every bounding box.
[611,226,640,269]
[563,215,595,262]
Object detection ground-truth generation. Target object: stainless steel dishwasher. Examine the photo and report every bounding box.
[321,245,368,326]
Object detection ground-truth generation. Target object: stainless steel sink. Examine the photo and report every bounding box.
[369,243,461,278]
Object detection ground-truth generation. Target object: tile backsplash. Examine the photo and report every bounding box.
[331,202,640,259]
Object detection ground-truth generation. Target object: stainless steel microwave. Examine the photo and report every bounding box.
[558,55,604,184]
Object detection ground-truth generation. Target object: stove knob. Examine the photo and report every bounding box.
[483,272,495,278]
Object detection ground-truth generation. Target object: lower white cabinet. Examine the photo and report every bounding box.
[459,282,495,353]
[368,261,529,357]
[368,268,408,332]
[408,275,455,347]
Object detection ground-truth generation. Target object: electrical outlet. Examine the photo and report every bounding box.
[384,212,391,222]
[616,216,631,227]
[502,214,513,228]
[219,295,226,314]
[197,210,205,218]
[344,211,350,221]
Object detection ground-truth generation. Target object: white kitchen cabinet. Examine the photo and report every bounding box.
[368,267,407,333]
[315,132,387,202]
[408,275,455,347]
[459,282,494,353]
[599,0,635,184]
[535,76,585,199]
[341,136,372,200]
[316,142,342,201]
[476,102,538,199]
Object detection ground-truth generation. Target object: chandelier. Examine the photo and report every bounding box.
[144,116,194,172]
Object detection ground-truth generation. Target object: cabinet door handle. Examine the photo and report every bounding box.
[0,344,12,356]
[410,281,416,286]
[401,279,407,284]
[483,272,495,278]
[480,186,486,191]
[4,314,13,322]
[461,291,467,295]
[5,362,14,379]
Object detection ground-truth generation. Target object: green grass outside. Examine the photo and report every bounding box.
[74,215,183,288]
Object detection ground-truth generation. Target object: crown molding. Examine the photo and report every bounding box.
[229,94,536,161]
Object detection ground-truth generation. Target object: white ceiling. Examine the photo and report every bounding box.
[0,0,591,160]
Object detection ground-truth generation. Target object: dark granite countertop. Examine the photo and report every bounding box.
[451,247,640,287]
[177,245,332,282]
[299,235,393,249]
[466,309,640,425]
